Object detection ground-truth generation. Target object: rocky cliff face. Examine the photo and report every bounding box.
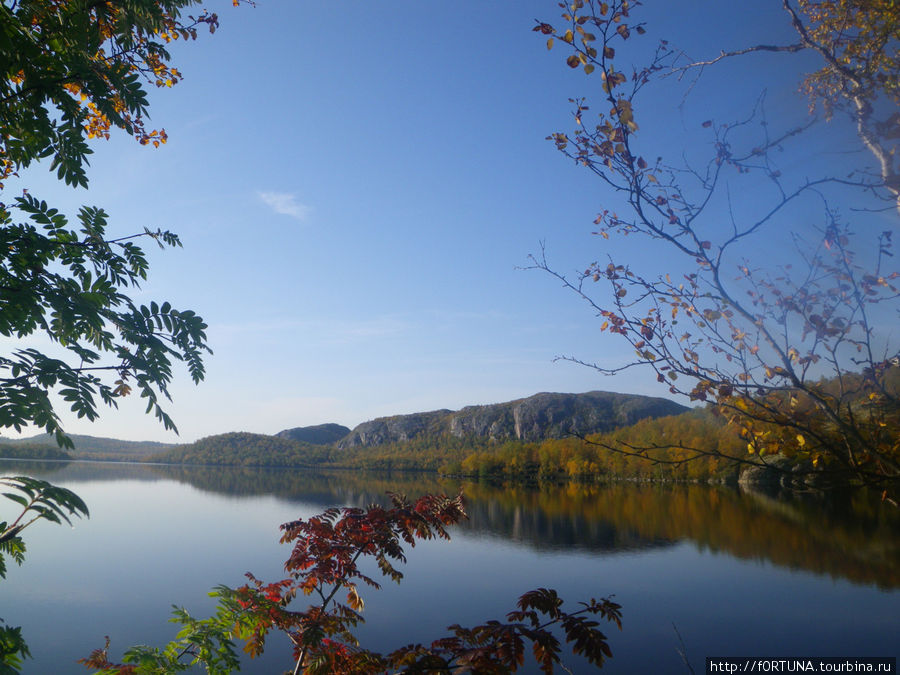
[337,409,451,448]
[337,391,686,449]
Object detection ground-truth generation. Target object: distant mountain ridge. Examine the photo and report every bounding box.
[1,390,688,464]
[337,391,688,449]
[0,433,175,460]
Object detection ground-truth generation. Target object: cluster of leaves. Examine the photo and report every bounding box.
[0,475,89,578]
[0,194,211,444]
[793,0,900,204]
[78,604,250,675]
[1,475,88,671]
[798,0,900,111]
[0,0,223,188]
[1,0,220,446]
[82,493,622,674]
[532,0,900,501]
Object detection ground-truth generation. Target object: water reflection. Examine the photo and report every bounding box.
[3,460,898,588]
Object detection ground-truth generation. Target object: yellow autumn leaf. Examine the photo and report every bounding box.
[347,586,364,611]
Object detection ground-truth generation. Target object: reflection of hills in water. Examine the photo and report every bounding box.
[3,460,898,588]
[142,466,670,552]
[151,466,900,589]
[136,465,900,588]
[461,498,674,553]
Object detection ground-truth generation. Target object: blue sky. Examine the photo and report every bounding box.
[5,1,884,443]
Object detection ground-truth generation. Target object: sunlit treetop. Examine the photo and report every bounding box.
[0,0,228,189]
[796,0,900,115]
[792,0,900,198]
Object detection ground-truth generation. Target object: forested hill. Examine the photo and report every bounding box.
[0,442,72,461]
[276,423,350,445]
[154,432,332,467]
[337,390,687,449]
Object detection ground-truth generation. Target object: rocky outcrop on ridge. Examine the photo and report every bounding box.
[336,409,452,449]
[336,391,686,449]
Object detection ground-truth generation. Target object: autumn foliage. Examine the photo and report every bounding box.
[0,0,222,188]
[81,493,622,674]
[531,0,900,501]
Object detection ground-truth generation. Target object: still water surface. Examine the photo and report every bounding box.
[1,460,897,673]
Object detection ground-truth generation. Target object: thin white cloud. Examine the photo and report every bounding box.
[257,191,311,221]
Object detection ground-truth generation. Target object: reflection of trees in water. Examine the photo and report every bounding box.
[3,460,897,587]
[139,465,669,552]
[460,497,674,553]
[152,464,351,509]
[454,483,900,590]
[144,466,900,587]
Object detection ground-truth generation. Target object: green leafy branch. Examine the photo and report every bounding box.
[1,475,89,673]
[0,194,211,442]
[1,476,89,571]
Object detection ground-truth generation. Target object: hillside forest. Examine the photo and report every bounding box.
[0,404,773,485]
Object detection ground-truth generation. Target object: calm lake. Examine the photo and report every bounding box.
[1,460,898,674]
